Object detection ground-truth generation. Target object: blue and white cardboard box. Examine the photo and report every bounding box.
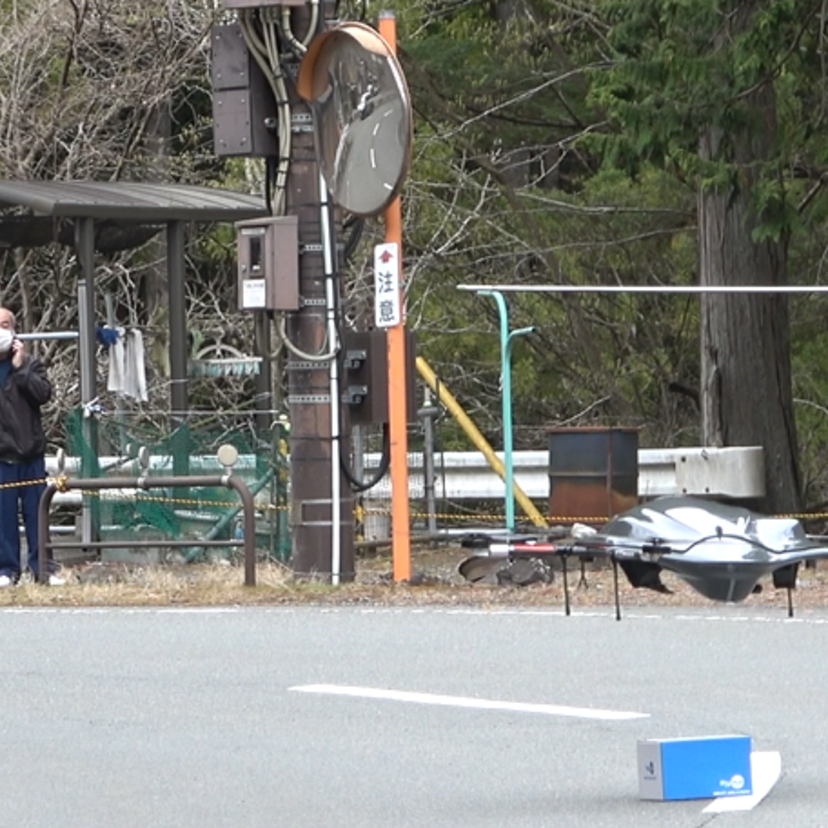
[637,735,753,801]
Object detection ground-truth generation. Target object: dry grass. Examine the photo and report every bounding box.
[3,546,828,611]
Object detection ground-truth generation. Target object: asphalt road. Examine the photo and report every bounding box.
[1,603,827,827]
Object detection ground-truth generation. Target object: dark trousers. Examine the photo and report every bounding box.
[0,457,49,579]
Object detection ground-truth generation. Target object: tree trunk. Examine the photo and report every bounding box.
[698,79,800,513]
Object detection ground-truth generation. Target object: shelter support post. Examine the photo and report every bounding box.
[167,221,190,478]
[75,218,99,544]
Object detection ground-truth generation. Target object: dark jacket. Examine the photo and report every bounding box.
[0,354,51,462]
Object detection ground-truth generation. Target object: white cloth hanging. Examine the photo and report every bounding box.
[106,326,127,395]
[123,328,148,402]
[106,327,147,402]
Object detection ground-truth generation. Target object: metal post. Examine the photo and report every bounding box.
[253,308,274,556]
[167,221,190,478]
[75,218,99,544]
[319,172,343,584]
[104,292,128,452]
[37,481,58,581]
[378,11,411,582]
[254,310,272,436]
[478,290,534,533]
[420,386,438,535]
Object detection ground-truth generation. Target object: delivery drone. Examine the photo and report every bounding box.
[460,496,828,619]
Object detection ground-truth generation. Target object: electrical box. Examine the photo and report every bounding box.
[342,330,417,426]
[211,23,278,157]
[236,216,300,311]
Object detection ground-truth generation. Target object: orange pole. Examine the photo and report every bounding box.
[378,10,410,582]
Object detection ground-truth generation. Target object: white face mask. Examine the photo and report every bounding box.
[0,329,13,354]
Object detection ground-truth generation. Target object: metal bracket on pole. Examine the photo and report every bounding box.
[296,498,337,527]
[287,394,331,404]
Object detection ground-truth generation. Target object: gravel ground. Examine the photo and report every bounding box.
[4,543,828,610]
[353,544,828,613]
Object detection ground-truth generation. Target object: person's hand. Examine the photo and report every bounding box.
[10,338,24,369]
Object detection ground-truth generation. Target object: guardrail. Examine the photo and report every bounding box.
[362,446,766,503]
[44,445,764,508]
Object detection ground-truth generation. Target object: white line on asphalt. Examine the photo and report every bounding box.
[4,606,828,625]
[702,751,782,813]
[289,683,649,720]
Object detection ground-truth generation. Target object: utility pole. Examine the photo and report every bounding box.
[284,2,354,580]
[212,1,354,581]
[214,3,412,581]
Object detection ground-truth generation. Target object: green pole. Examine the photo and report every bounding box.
[478,290,534,533]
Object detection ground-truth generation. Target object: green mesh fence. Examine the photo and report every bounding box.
[64,408,290,562]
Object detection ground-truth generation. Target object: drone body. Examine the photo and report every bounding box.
[462,496,828,617]
[587,497,828,603]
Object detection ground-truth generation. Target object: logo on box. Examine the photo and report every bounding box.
[719,774,746,791]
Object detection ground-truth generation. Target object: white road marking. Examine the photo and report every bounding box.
[4,605,828,626]
[702,751,782,813]
[289,683,649,721]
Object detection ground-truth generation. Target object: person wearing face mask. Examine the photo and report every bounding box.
[0,306,63,586]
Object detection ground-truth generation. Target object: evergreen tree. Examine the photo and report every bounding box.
[589,0,828,511]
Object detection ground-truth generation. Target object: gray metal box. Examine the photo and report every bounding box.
[342,330,417,425]
[236,216,300,311]
[211,24,278,157]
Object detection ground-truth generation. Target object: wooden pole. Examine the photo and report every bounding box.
[378,10,411,582]
[288,4,354,580]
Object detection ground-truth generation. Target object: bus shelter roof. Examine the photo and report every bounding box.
[0,179,268,252]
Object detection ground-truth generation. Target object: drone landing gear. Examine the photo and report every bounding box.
[560,555,623,620]
[772,563,798,619]
[561,555,571,616]
[612,556,622,621]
